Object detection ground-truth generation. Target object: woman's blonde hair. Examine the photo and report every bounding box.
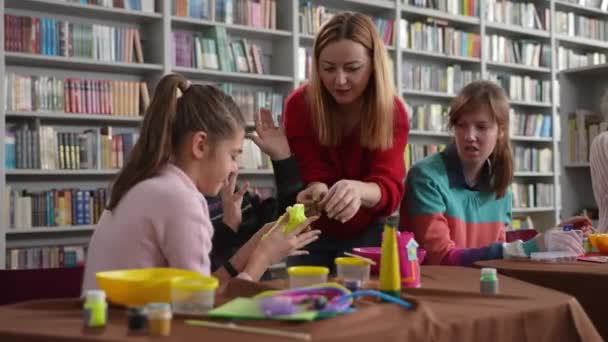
[307,12,396,150]
[448,80,513,199]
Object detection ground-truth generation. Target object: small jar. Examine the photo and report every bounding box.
[171,275,219,315]
[480,268,499,295]
[287,266,329,289]
[83,290,108,328]
[335,257,371,283]
[146,303,172,336]
[127,307,147,332]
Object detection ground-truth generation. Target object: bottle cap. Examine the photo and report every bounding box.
[85,290,106,301]
[481,268,497,278]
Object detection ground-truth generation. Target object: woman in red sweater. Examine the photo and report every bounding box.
[284,12,409,270]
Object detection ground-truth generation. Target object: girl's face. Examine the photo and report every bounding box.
[196,129,244,196]
[318,39,373,106]
[453,108,499,165]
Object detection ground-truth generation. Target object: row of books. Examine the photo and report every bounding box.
[512,182,554,208]
[6,246,86,270]
[485,35,551,68]
[488,73,551,104]
[408,103,449,133]
[486,0,547,31]
[298,2,395,46]
[172,27,266,74]
[406,0,479,17]
[513,146,553,173]
[402,63,481,95]
[403,20,481,58]
[238,139,271,170]
[222,86,284,124]
[558,47,607,70]
[4,14,144,63]
[510,111,552,138]
[567,110,608,163]
[5,73,149,116]
[63,0,155,12]
[556,11,608,42]
[173,0,277,30]
[6,187,107,229]
[4,125,138,170]
[404,143,447,170]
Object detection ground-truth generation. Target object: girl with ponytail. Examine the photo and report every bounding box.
[82,74,320,291]
[400,80,584,266]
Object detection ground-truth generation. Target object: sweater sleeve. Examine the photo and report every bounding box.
[272,155,304,213]
[361,99,409,216]
[283,88,336,186]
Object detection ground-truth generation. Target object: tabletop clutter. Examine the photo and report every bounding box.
[86,219,608,339]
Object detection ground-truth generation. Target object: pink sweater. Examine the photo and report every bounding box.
[82,164,213,291]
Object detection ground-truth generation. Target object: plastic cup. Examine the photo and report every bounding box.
[335,257,370,283]
[170,275,219,315]
[287,266,329,288]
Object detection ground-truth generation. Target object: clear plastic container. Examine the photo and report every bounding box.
[335,257,370,283]
[287,266,329,289]
[170,275,219,315]
[530,251,579,262]
[146,302,172,336]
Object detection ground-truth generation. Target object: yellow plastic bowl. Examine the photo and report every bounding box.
[96,268,206,306]
[589,234,608,254]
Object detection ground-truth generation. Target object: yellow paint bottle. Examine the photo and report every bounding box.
[379,224,401,298]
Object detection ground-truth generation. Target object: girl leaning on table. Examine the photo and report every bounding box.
[81,74,320,291]
[400,80,588,266]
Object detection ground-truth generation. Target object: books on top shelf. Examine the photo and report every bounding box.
[5,186,107,228]
[6,245,86,270]
[486,0,548,30]
[4,14,145,63]
[4,124,139,171]
[172,27,266,74]
[514,146,553,172]
[402,18,481,58]
[512,182,554,208]
[63,0,155,12]
[5,73,150,117]
[402,62,481,95]
[567,109,608,163]
[509,110,552,138]
[407,103,449,132]
[488,72,551,103]
[558,46,607,70]
[555,11,608,42]
[406,0,479,17]
[173,0,277,30]
[485,35,551,68]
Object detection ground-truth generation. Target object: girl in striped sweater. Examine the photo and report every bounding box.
[400,81,584,266]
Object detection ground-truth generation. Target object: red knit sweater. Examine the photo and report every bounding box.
[283,86,409,240]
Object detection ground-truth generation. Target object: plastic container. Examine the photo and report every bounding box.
[335,257,370,283]
[146,303,172,336]
[287,266,329,289]
[170,275,219,315]
[127,307,147,332]
[479,268,499,295]
[530,251,579,262]
[83,290,108,328]
[588,234,608,254]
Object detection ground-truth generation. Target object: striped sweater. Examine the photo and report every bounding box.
[399,144,536,266]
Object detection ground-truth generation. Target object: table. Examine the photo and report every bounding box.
[476,259,608,340]
[0,266,601,342]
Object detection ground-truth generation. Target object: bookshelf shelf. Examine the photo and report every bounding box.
[485,22,550,39]
[486,61,551,74]
[563,163,591,168]
[5,52,163,74]
[6,169,119,176]
[512,207,555,214]
[514,172,555,177]
[5,0,161,23]
[343,0,395,10]
[561,63,608,76]
[409,130,451,137]
[556,34,608,50]
[238,169,274,175]
[402,89,455,99]
[401,48,480,64]
[511,136,553,142]
[6,111,143,124]
[299,34,396,51]
[6,226,96,235]
[509,100,552,108]
[172,66,293,84]
[401,5,480,26]
[553,0,608,18]
[171,16,292,39]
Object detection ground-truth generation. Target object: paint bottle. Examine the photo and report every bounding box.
[480,268,499,295]
[83,290,108,327]
[146,303,172,336]
[379,224,401,299]
[127,307,147,332]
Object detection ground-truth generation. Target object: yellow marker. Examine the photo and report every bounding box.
[379,224,401,298]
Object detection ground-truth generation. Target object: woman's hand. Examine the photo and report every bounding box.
[318,180,362,223]
[534,229,585,255]
[559,216,594,234]
[220,172,249,231]
[248,108,291,160]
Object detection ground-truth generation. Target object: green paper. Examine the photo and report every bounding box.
[207,298,318,321]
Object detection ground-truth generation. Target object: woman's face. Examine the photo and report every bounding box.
[453,108,499,165]
[318,39,373,106]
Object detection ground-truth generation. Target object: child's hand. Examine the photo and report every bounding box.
[220,172,249,231]
[248,108,291,160]
[253,215,321,265]
[559,216,594,235]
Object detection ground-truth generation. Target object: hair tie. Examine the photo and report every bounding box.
[176,80,192,99]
